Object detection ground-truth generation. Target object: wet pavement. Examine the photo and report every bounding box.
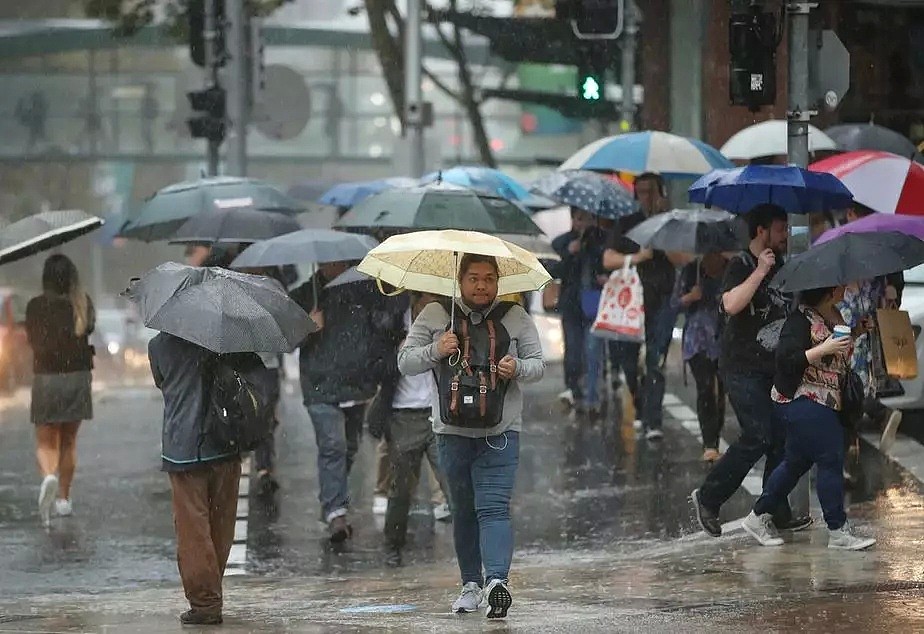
[3,360,924,631]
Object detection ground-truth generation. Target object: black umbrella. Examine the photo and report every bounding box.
[825,123,917,157]
[0,210,104,265]
[230,229,377,268]
[625,208,747,254]
[169,208,302,245]
[771,232,924,293]
[124,262,316,353]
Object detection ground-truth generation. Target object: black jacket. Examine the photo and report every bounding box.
[292,274,404,406]
[774,310,815,400]
[26,293,96,374]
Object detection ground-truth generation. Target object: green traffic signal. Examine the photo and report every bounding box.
[580,75,602,101]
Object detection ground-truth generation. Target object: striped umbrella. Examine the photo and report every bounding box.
[810,150,924,216]
[560,131,732,177]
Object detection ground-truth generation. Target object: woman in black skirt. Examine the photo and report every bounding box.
[26,254,95,526]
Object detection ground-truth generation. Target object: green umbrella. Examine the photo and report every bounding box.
[120,176,304,242]
[333,182,543,236]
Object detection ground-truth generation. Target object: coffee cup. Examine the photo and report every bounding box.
[833,325,851,339]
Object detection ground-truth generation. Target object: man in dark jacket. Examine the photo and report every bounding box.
[149,332,240,626]
[291,261,397,542]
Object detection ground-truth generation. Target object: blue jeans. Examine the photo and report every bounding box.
[306,403,365,521]
[438,432,519,586]
[585,329,605,408]
[755,398,846,530]
[561,309,587,400]
[640,303,678,430]
[698,372,792,524]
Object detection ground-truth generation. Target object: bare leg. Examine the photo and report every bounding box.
[35,424,61,478]
[57,421,81,500]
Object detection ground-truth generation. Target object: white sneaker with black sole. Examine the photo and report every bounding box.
[828,522,876,550]
[38,475,58,527]
[451,582,482,614]
[645,428,664,441]
[742,511,784,547]
[483,579,512,619]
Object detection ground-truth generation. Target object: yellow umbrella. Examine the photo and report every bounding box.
[357,229,552,312]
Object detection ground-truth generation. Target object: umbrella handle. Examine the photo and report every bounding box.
[375,278,405,296]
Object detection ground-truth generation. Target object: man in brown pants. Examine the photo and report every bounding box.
[150,332,241,626]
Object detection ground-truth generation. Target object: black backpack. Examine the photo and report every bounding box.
[437,302,515,428]
[203,353,272,452]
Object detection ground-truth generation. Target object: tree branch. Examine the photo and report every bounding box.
[422,67,461,101]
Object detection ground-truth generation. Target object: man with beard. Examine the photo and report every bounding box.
[691,204,812,537]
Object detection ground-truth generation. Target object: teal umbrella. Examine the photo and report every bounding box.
[334,182,543,236]
[120,176,304,242]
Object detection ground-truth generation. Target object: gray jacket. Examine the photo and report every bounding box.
[149,332,239,471]
[398,300,545,437]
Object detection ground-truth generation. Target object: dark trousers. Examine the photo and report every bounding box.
[561,309,587,400]
[253,368,281,474]
[306,403,366,521]
[755,399,846,530]
[384,409,449,550]
[640,303,678,431]
[688,353,725,450]
[698,371,792,524]
[609,339,641,409]
[168,459,242,614]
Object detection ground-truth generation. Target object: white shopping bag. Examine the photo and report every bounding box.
[591,259,645,342]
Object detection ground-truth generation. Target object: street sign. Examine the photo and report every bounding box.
[808,29,850,111]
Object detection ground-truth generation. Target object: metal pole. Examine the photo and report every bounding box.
[787,0,816,518]
[619,0,638,132]
[404,0,425,177]
[204,0,220,175]
[226,0,248,176]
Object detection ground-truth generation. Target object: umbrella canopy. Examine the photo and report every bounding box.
[771,232,924,292]
[560,131,733,177]
[169,208,302,245]
[816,212,924,245]
[688,165,854,214]
[625,208,746,254]
[357,229,552,297]
[420,166,555,209]
[125,262,315,353]
[231,229,378,268]
[325,266,371,289]
[720,120,839,161]
[531,170,638,220]
[496,233,559,261]
[287,178,342,202]
[121,177,303,242]
[809,150,924,216]
[0,210,104,266]
[335,182,543,236]
[825,123,917,157]
[318,177,417,208]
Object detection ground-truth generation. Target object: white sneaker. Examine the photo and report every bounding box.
[828,522,876,550]
[742,511,784,546]
[484,579,512,619]
[880,409,903,455]
[38,475,58,527]
[645,428,664,441]
[373,495,388,515]
[451,582,483,614]
[55,499,73,517]
[632,419,643,431]
[433,503,452,522]
[558,389,574,406]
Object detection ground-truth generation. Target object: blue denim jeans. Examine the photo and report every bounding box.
[306,403,365,521]
[561,309,587,401]
[437,432,519,586]
[755,398,846,530]
[585,329,605,408]
[641,303,678,430]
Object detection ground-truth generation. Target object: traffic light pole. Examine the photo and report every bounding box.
[203,0,220,176]
[226,0,248,177]
[404,0,425,177]
[619,0,637,132]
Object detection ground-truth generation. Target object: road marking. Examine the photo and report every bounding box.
[225,457,250,576]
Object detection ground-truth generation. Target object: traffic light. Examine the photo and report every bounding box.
[578,70,603,102]
[729,6,779,110]
[187,86,226,142]
[556,0,623,37]
[188,0,225,68]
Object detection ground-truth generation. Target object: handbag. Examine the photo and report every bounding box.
[839,370,865,429]
[590,259,645,342]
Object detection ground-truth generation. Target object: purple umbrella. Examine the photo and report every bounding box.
[816,212,924,245]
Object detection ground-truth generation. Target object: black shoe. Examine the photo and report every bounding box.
[774,515,813,532]
[256,472,280,496]
[180,609,222,625]
[329,516,352,544]
[384,546,402,568]
[690,489,722,538]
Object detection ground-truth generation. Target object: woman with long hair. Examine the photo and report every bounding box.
[26,254,95,526]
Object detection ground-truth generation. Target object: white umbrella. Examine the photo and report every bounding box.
[720,120,839,161]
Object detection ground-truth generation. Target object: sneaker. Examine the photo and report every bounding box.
[433,503,452,522]
[179,609,222,625]
[742,511,784,546]
[880,409,903,455]
[38,475,58,527]
[451,582,483,614]
[690,488,722,537]
[329,516,352,544]
[558,389,575,407]
[632,419,643,431]
[828,522,876,550]
[384,546,402,568]
[775,515,813,532]
[645,428,664,441]
[484,579,512,619]
[373,495,388,515]
[55,499,73,517]
[256,472,280,496]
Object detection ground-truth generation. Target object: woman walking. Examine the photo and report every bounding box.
[26,254,95,526]
[742,285,876,550]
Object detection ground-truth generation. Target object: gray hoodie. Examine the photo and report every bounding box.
[398,300,545,437]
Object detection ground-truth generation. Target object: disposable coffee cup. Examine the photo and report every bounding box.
[833,325,851,339]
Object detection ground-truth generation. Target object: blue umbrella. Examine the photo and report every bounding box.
[420,166,555,209]
[688,165,853,215]
[531,170,638,220]
[319,177,417,208]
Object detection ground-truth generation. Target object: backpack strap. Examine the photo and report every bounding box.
[486,318,498,389]
[450,373,460,414]
[461,317,473,375]
[479,371,488,417]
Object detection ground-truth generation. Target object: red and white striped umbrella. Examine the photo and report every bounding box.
[810,150,924,215]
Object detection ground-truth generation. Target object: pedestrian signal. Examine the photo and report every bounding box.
[579,73,602,101]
